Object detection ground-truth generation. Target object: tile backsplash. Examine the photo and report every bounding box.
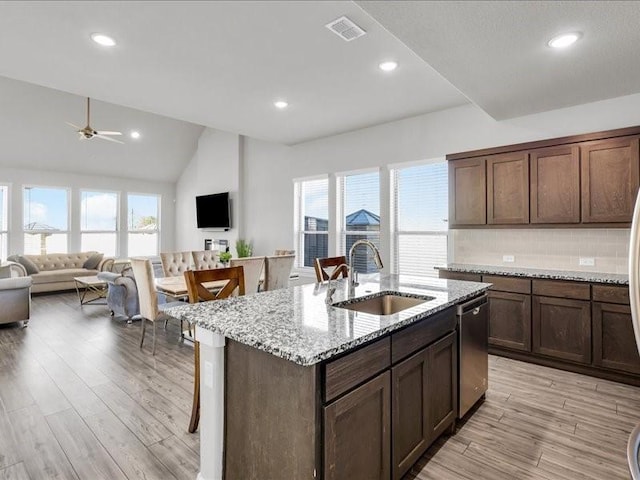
[451,228,631,274]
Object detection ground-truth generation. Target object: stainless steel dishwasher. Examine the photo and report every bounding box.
[457,294,489,418]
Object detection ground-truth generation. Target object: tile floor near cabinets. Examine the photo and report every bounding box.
[0,293,638,479]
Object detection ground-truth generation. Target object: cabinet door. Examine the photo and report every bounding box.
[487,290,531,352]
[532,296,591,364]
[324,371,390,480]
[581,136,640,223]
[449,158,486,226]
[392,350,428,480]
[530,145,580,223]
[427,331,457,439]
[593,302,640,374]
[487,152,529,224]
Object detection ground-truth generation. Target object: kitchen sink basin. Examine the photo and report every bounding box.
[333,292,434,316]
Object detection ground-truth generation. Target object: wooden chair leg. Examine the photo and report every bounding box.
[140,318,147,349]
[188,341,200,433]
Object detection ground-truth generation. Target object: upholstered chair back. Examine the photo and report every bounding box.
[230,256,265,294]
[130,258,159,322]
[264,254,295,291]
[274,249,295,256]
[160,251,192,277]
[192,250,220,270]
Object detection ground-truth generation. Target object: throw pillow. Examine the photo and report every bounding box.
[83,252,104,270]
[16,255,39,275]
[0,265,11,278]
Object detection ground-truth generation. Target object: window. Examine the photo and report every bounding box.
[127,194,160,256]
[392,162,448,277]
[81,191,118,256]
[338,171,380,274]
[0,186,7,259]
[294,177,329,268]
[23,186,69,255]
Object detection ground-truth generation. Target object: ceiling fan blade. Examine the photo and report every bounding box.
[94,134,124,144]
[66,121,82,130]
[95,131,122,136]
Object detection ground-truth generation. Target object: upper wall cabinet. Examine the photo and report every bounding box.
[448,158,486,226]
[487,152,529,224]
[581,136,640,223]
[530,145,580,224]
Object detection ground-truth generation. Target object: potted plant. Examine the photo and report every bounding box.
[236,239,253,258]
[219,251,232,266]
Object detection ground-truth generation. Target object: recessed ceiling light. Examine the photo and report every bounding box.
[91,33,116,47]
[274,100,288,109]
[548,33,580,49]
[130,131,140,139]
[379,61,398,72]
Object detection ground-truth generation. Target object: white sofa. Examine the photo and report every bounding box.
[8,252,114,293]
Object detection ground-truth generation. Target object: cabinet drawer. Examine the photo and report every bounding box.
[482,275,531,294]
[438,270,482,282]
[532,279,590,300]
[324,337,390,403]
[592,285,630,305]
[391,307,456,364]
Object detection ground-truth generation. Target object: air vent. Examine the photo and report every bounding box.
[325,16,366,42]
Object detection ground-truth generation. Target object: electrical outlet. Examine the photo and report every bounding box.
[503,255,515,263]
[579,257,595,266]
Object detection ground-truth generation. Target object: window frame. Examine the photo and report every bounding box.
[80,189,120,257]
[0,184,9,259]
[390,159,448,276]
[293,175,330,272]
[126,192,161,257]
[336,168,381,273]
[22,184,71,254]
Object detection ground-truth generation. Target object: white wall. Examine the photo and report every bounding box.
[175,129,241,253]
[1,165,175,257]
[177,92,640,273]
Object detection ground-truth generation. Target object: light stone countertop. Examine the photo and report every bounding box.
[165,274,490,366]
[436,263,628,285]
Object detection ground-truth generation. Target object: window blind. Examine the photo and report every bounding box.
[296,178,329,268]
[393,162,448,277]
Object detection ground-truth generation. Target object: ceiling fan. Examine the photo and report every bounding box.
[66,97,124,144]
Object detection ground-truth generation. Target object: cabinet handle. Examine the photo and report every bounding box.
[472,307,481,315]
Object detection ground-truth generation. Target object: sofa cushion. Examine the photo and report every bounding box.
[26,252,96,272]
[83,252,104,270]
[31,269,98,285]
[8,255,40,274]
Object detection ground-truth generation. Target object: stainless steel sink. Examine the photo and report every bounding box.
[333,292,434,315]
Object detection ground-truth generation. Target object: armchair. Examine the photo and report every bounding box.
[98,269,140,322]
[0,262,32,326]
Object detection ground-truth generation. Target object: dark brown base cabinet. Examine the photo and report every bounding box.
[532,296,591,364]
[439,270,640,386]
[487,291,531,352]
[324,372,391,480]
[593,302,640,374]
[392,332,457,480]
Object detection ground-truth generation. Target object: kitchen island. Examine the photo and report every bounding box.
[167,274,490,480]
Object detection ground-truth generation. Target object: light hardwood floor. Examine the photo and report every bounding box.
[0,292,638,479]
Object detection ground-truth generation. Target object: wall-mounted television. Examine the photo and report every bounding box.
[196,192,231,230]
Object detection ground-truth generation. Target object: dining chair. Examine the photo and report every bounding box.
[184,266,245,433]
[160,251,192,277]
[314,255,348,283]
[230,256,265,294]
[274,249,295,256]
[264,254,295,291]
[192,250,220,270]
[130,258,185,355]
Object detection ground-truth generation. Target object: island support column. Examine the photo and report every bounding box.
[195,326,226,480]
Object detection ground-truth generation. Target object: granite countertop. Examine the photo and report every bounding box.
[436,263,629,285]
[165,274,490,367]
